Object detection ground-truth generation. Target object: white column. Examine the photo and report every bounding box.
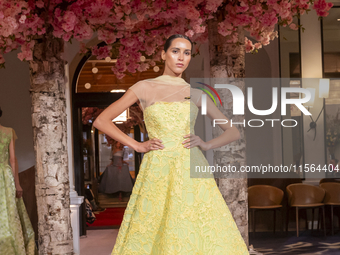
[300,11,326,185]
[65,63,84,255]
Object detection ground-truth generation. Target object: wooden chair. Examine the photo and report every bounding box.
[320,182,340,235]
[319,178,340,184]
[286,183,326,237]
[248,185,284,235]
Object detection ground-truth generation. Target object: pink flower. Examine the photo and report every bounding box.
[17,42,34,61]
[185,30,195,38]
[193,24,206,34]
[245,37,255,52]
[289,23,298,30]
[19,15,26,24]
[254,43,262,49]
[62,11,77,32]
[36,0,45,8]
[92,45,112,60]
[79,42,88,54]
[218,21,233,36]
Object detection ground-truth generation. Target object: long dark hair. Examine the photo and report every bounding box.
[163,34,193,53]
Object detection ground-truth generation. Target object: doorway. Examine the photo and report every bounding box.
[71,43,164,235]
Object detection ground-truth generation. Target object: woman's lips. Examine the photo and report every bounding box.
[176,63,184,67]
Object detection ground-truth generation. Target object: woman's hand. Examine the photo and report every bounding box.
[135,138,164,153]
[15,183,23,198]
[182,134,211,151]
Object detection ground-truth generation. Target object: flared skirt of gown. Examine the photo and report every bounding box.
[99,156,134,194]
[111,146,249,255]
[0,164,37,255]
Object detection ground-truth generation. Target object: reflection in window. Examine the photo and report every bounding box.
[322,7,340,177]
[279,17,304,178]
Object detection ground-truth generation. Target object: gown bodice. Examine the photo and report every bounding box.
[0,126,13,165]
[113,150,123,157]
[143,100,198,152]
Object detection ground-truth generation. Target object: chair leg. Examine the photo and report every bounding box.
[305,209,308,231]
[311,208,315,234]
[286,207,290,233]
[318,208,321,230]
[274,209,276,234]
[322,206,326,236]
[331,205,334,236]
[252,209,256,237]
[296,207,299,237]
[281,209,283,232]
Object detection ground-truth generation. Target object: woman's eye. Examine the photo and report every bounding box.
[185,52,191,55]
[172,50,177,53]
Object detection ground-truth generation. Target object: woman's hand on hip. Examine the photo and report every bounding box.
[135,138,164,153]
[182,134,210,151]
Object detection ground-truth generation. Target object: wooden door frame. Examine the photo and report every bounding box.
[71,50,142,236]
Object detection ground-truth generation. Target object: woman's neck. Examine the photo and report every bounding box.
[162,70,182,78]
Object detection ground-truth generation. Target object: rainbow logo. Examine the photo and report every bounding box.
[196,82,223,107]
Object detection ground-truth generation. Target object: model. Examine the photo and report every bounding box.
[0,107,37,254]
[98,141,134,200]
[93,34,248,254]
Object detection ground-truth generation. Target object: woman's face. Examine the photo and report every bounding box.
[161,38,192,77]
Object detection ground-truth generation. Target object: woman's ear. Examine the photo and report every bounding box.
[161,50,166,61]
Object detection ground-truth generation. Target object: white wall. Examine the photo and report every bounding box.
[0,50,35,172]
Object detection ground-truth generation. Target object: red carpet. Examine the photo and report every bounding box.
[88,207,126,227]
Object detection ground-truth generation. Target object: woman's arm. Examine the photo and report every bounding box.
[93,89,164,153]
[9,136,23,198]
[183,94,240,151]
[9,137,17,179]
[94,89,140,150]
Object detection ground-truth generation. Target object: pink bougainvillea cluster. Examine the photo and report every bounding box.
[0,0,333,77]
[82,107,104,125]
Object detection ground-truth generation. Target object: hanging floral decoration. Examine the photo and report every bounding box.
[81,105,145,147]
[326,111,340,150]
[82,107,104,125]
[0,0,333,76]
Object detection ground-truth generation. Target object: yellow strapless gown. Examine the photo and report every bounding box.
[112,101,249,255]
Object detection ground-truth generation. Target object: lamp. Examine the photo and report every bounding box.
[306,79,330,141]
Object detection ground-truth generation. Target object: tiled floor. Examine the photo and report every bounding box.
[250,230,340,254]
[80,229,118,255]
[80,228,340,255]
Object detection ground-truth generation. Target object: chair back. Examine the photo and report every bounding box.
[248,185,284,207]
[319,178,340,184]
[320,183,340,204]
[286,183,325,206]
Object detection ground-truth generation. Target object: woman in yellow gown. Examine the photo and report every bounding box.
[0,108,37,255]
[94,35,249,254]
